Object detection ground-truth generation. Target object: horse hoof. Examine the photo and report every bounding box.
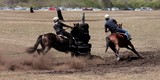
[139,56,144,59]
[117,57,121,61]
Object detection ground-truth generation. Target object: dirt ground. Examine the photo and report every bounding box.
[0,10,160,80]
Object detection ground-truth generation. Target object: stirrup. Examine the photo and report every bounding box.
[69,45,76,48]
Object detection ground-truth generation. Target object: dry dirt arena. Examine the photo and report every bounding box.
[0,10,160,80]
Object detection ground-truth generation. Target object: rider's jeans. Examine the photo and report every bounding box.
[114,28,131,40]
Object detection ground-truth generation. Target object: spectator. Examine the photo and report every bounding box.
[30,7,34,13]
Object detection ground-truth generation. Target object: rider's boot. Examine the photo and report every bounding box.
[69,39,76,48]
[127,34,132,40]
[125,33,132,40]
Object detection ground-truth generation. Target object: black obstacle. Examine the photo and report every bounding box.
[74,23,92,54]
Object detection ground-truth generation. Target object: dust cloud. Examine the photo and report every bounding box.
[0,53,105,71]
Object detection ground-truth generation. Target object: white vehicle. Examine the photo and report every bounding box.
[135,8,141,11]
[14,6,26,10]
[111,7,119,11]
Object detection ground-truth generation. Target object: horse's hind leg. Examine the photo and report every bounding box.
[71,52,75,57]
[127,41,143,59]
[42,46,51,55]
[37,40,45,55]
[37,49,44,55]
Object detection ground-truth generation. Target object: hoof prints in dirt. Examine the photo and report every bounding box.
[88,50,160,74]
[37,50,160,74]
[105,50,160,67]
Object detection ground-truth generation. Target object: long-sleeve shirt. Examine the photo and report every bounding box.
[105,18,118,33]
[53,21,70,34]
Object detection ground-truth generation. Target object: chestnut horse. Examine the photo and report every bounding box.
[105,24,143,61]
[26,23,89,57]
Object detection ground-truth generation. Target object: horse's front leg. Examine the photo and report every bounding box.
[115,45,121,61]
[105,37,110,53]
[71,52,75,57]
[86,52,92,59]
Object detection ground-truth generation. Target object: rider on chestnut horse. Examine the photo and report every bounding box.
[104,14,131,40]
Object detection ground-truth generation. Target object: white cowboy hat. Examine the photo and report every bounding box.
[105,14,110,19]
[53,17,59,21]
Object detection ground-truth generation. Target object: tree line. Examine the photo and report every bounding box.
[0,0,159,9]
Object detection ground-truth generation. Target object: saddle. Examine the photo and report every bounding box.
[110,33,127,40]
[57,34,77,48]
[57,34,68,39]
[116,33,131,41]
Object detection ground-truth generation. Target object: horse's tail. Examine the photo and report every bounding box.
[105,36,110,53]
[26,35,43,53]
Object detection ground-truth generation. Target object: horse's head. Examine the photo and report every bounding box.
[73,23,79,27]
[71,23,83,37]
[71,23,90,44]
[117,23,122,29]
[71,23,89,34]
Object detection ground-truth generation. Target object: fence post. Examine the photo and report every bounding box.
[82,13,85,23]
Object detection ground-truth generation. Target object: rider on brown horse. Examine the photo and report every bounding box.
[104,14,131,40]
[53,17,75,48]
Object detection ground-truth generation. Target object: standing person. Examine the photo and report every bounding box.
[104,14,131,40]
[53,17,75,48]
[56,8,64,21]
[30,6,34,13]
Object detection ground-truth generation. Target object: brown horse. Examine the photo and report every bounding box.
[26,33,78,57]
[105,25,142,61]
[26,23,91,57]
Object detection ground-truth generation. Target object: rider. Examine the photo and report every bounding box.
[104,14,131,40]
[53,17,75,48]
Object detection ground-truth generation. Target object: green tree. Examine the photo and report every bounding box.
[0,0,160,9]
[98,0,112,9]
